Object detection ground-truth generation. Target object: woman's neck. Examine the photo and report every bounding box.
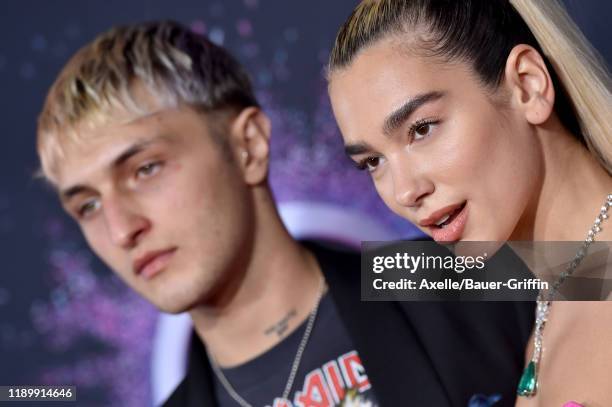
[511,121,612,242]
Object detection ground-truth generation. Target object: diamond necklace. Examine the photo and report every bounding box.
[517,193,612,397]
[207,275,325,407]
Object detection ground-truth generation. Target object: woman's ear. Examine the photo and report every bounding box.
[228,107,272,185]
[504,44,555,125]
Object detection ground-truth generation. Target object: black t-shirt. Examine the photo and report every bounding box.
[213,293,379,407]
[164,241,535,407]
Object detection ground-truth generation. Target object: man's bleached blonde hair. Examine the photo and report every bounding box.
[37,20,259,184]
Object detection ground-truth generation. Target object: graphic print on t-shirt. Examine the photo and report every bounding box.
[213,294,379,407]
[268,350,376,407]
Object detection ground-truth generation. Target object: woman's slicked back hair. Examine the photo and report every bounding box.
[329,0,612,173]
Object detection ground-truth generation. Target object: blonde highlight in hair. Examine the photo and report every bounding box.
[510,0,612,173]
[37,20,258,184]
[329,0,611,173]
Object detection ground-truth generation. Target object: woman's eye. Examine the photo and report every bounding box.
[414,123,432,140]
[365,157,380,172]
[356,156,384,173]
[136,162,162,179]
[409,119,440,142]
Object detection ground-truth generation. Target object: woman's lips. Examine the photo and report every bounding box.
[135,248,177,280]
[428,203,468,242]
[419,202,465,227]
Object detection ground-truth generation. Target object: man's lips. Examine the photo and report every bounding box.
[133,248,177,279]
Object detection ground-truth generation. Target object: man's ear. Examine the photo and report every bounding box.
[228,107,272,185]
[504,44,555,125]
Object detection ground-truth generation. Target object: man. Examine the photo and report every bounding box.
[36,21,533,406]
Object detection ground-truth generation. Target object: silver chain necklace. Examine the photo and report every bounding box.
[517,193,612,397]
[208,276,326,407]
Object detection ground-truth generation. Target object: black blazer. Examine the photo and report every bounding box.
[164,241,534,407]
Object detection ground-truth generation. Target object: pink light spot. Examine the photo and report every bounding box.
[236,19,253,37]
[190,20,206,35]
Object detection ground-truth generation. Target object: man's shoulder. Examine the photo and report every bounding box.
[163,381,188,407]
[162,332,215,407]
[302,239,534,362]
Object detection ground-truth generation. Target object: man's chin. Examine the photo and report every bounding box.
[139,289,202,314]
[136,276,220,313]
[153,299,196,315]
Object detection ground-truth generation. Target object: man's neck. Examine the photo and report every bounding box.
[189,191,323,367]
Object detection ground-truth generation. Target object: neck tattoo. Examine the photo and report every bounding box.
[208,274,326,407]
[264,309,298,338]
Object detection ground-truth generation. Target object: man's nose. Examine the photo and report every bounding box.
[102,196,151,249]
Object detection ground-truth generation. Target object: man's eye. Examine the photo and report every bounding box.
[135,162,162,179]
[78,199,100,218]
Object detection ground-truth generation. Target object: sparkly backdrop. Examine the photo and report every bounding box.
[0,0,609,406]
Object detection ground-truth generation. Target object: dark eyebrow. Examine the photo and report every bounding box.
[60,137,163,203]
[383,91,445,136]
[344,142,373,157]
[344,91,445,158]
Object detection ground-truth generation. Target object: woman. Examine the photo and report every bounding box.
[327,0,611,406]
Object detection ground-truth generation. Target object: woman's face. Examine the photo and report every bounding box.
[328,37,541,242]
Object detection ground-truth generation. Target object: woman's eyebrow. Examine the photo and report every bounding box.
[383,91,445,136]
[344,142,372,157]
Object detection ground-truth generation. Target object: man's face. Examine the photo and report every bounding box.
[54,105,253,313]
[328,37,541,243]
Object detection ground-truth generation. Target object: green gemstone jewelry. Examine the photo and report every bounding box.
[517,193,612,397]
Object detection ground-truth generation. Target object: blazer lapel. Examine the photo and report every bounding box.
[317,244,452,406]
[182,332,219,406]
